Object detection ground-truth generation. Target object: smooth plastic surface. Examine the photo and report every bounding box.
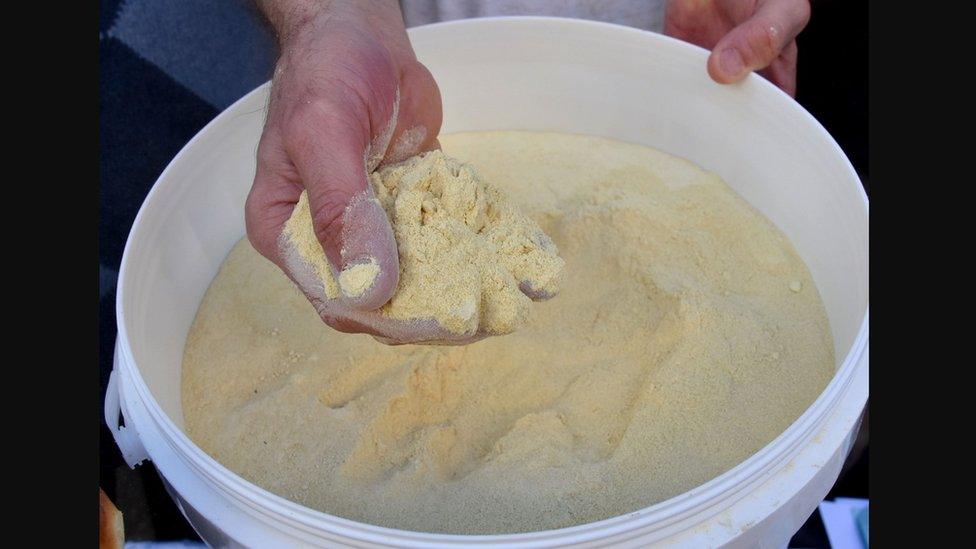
[112,17,868,548]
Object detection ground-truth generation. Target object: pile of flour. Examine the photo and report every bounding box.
[182,131,835,534]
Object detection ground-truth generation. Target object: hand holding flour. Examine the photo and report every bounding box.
[245,0,811,342]
[245,0,450,341]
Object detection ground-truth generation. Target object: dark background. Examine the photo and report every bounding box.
[99,0,867,545]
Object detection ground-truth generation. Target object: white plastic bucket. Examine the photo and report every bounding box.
[107,17,868,548]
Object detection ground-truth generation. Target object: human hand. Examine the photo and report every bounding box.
[664,0,811,96]
[245,0,463,343]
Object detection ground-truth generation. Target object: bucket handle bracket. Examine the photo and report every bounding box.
[105,355,149,468]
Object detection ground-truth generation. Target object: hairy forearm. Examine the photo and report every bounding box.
[256,0,405,47]
[256,0,330,41]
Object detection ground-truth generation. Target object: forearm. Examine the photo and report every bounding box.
[256,0,407,49]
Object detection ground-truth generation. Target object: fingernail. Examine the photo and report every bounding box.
[719,47,745,78]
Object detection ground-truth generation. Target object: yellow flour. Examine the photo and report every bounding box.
[337,258,380,298]
[282,151,565,335]
[182,131,835,534]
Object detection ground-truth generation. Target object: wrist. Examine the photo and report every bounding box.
[257,0,332,46]
[259,1,405,49]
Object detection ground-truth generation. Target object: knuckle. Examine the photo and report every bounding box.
[760,22,784,58]
[285,96,336,135]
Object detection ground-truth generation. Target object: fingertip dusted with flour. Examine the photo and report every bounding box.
[336,255,398,311]
[284,189,400,312]
[333,191,400,310]
[337,258,381,298]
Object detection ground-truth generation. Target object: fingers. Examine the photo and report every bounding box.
[707,0,810,87]
[760,40,799,96]
[374,332,488,346]
[332,193,401,310]
[272,254,452,344]
[663,0,730,48]
[245,130,302,269]
[284,98,400,311]
[329,308,483,346]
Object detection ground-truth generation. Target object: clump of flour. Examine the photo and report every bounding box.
[282,150,564,336]
[337,259,380,298]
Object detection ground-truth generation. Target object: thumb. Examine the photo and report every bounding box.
[288,109,399,311]
[707,0,810,84]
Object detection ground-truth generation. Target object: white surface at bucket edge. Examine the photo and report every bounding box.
[111,16,868,548]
